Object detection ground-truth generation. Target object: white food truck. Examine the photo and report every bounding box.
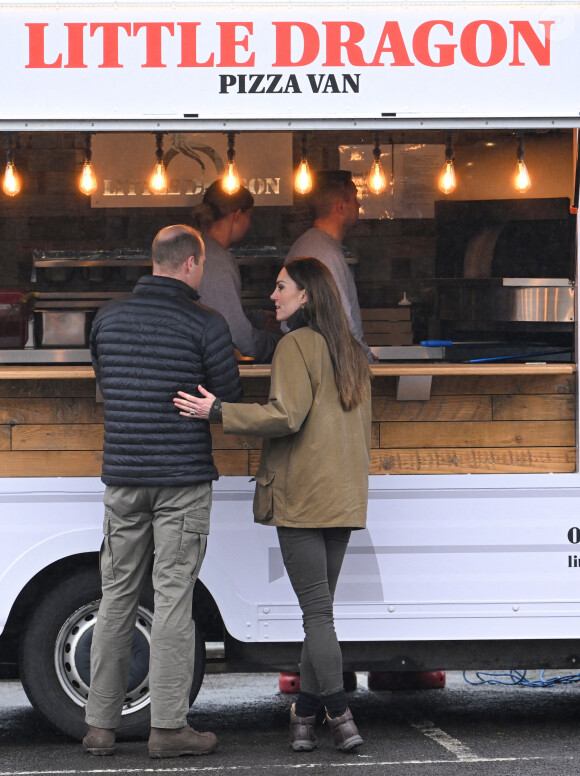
[1,0,579,741]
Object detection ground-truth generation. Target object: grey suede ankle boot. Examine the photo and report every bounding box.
[326,708,363,751]
[290,703,318,751]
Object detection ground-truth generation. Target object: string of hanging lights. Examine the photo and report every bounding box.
[1,130,534,200]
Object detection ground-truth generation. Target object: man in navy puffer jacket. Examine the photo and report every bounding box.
[84,225,242,759]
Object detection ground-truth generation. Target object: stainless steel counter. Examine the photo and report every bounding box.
[0,349,91,364]
[371,345,444,360]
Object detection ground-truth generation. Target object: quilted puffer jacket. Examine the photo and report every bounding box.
[90,274,242,486]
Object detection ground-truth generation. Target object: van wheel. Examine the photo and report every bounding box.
[18,567,206,741]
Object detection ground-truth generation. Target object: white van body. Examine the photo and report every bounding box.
[3,472,580,648]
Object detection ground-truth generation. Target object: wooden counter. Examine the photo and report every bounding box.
[0,363,575,379]
[0,363,576,477]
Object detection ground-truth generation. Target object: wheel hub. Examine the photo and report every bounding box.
[54,600,153,715]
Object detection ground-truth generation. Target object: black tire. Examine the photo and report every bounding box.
[18,567,206,741]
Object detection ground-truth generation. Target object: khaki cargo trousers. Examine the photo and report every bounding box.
[85,482,211,730]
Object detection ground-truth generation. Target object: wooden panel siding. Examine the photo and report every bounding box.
[492,394,576,421]
[0,451,103,477]
[0,397,103,425]
[431,374,575,396]
[0,426,10,451]
[12,424,104,451]
[370,448,576,475]
[0,370,575,476]
[210,426,262,451]
[213,450,251,476]
[379,420,575,449]
[0,379,97,399]
[372,395,492,422]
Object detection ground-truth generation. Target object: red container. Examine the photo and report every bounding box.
[367,670,446,691]
[279,672,301,693]
[0,292,30,348]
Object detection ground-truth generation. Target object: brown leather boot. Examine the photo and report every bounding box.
[82,725,116,755]
[326,708,363,752]
[148,725,218,758]
[290,703,318,752]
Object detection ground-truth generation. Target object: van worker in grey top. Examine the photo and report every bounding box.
[84,224,242,760]
[285,170,374,362]
[194,180,282,363]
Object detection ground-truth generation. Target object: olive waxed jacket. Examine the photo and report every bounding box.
[222,325,371,528]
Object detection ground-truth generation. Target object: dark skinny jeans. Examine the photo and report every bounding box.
[277,526,351,697]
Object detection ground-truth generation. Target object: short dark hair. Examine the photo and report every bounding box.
[151,225,204,272]
[308,170,356,219]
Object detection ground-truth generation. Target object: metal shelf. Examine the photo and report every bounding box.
[33,260,151,268]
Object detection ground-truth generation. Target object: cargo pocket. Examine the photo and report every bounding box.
[252,470,275,523]
[100,511,115,582]
[175,509,210,583]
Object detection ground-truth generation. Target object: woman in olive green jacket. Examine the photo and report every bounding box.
[174,257,371,753]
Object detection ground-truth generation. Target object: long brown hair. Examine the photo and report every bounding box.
[285,257,370,411]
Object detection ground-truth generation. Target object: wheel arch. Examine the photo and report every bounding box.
[1,552,225,674]
[1,553,99,671]
[192,575,224,642]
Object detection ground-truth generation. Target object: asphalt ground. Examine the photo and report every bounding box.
[1,670,580,775]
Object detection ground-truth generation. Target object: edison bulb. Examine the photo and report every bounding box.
[438,160,456,195]
[514,160,531,194]
[368,159,387,194]
[294,160,313,195]
[222,162,241,195]
[149,162,168,195]
[3,162,21,197]
[79,161,98,196]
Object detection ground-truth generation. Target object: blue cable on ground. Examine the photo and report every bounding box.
[463,669,580,687]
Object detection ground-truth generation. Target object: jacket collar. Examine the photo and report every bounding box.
[133,274,200,302]
[286,307,308,332]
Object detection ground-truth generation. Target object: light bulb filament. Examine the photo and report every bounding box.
[295,159,312,195]
[515,159,531,193]
[222,161,241,195]
[3,161,21,197]
[149,162,168,195]
[368,158,387,195]
[79,161,98,196]
[438,159,456,195]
